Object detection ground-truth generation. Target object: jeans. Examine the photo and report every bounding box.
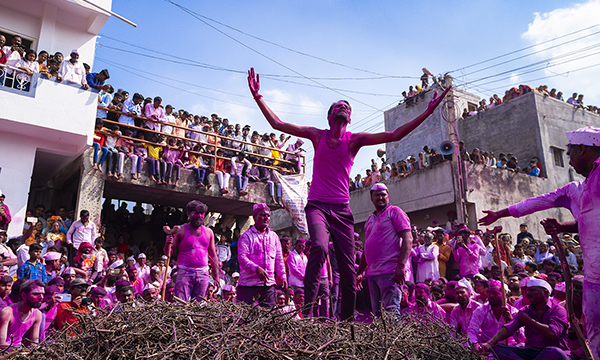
[146,158,162,179]
[304,200,355,321]
[174,267,210,302]
[215,171,230,190]
[194,168,207,184]
[330,274,340,319]
[493,344,569,360]
[92,143,108,165]
[237,285,275,307]
[266,181,282,197]
[106,148,119,174]
[584,280,600,359]
[234,174,248,192]
[162,162,180,182]
[368,273,401,317]
[316,276,330,318]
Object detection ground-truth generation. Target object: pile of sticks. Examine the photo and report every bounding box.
[7,301,483,359]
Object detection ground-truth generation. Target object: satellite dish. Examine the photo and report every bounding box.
[376,148,386,158]
[440,141,455,155]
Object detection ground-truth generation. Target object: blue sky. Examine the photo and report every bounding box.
[95,0,600,179]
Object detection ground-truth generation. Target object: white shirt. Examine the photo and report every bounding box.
[2,46,21,73]
[58,60,87,86]
[14,59,39,82]
[286,249,308,287]
[414,243,439,283]
[66,220,97,250]
[162,114,176,135]
[231,157,252,176]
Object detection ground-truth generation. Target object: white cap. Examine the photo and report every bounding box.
[231,272,240,278]
[527,278,552,293]
[554,282,566,293]
[151,265,160,272]
[109,259,124,269]
[138,253,146,259]
[222,284,235,293]
[43,251,62,261]
[456,278,473,294]
[127,256,135,262]
[161,255,168,260]
[567,126,600,147]
[143,283,156,291]
[64,268,76,275]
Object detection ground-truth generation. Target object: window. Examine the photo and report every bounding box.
[0,28,36,52]
[467,102,478,112]
[552,147,564,167]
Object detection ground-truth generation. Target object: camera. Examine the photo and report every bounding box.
[81,297,93,306]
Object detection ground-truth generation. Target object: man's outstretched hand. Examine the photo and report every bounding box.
[247,67,261,99]
[427,86,452,113]
[478,210,504,226]
[541,218,563,235]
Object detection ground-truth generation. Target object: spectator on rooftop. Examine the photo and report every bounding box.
[86,69,110,91]
[215,149,231,194]
[144,96,166,132]
[231,152,251,197]
[57,49,88,90]
[527,160,540,176]
[118,93,143,137]
[566,93,578,105]
[15,50,38,91]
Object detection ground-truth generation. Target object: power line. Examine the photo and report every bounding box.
[449,22,600,73]
[160,1,419,80]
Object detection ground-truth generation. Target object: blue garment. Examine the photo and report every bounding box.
[86,72,105,90]
[96,92,113,119]
[18,260,48,283]
[118,99,141,127]
[527,166,540,177]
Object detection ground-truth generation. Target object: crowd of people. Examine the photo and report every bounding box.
[0,185,587,359]
[463,84,600,118]
[350,141,543,192]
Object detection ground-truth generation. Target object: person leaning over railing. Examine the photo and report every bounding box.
[15,50,39,91]
[215,149,231,194]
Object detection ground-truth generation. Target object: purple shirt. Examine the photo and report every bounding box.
[409,300,446,321]
[364,205,411,277]
[144,103,166,131]
[468,303,524,344]
[163,148,180,164]
[449,299,481,334]
[504,300,569,350]
[454,241,484,276]
[238,226,286,287]
[508,158,600,285]
[308,130,354,204]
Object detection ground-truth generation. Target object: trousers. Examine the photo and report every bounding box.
[304,200,355,320]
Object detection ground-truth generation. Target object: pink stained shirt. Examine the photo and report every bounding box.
[238,226,286,287]
[449,299,481,335]
[467,303,525,345]
[168,224,211,270]
[409,300,446,321]
[364,205,411,277]
[5,304,39,348]
[454,241,485,277]
[163,148,180,164]
[286,249,307,287]
[308,130,355,204]
[66,220,97,250]
[143,103,166,131]
[414,244,440,283]
[508,163,600,284]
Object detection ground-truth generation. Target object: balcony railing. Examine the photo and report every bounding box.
[0,63,34,94]
[97,106,306,175]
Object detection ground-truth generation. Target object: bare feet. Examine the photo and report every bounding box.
[221,188,229,194]
[270,196,276,203]
[118,174,124,179]
[239,190,248,196]
[198,183,205,188]
[206,184,212,190]
[97,165,103,173]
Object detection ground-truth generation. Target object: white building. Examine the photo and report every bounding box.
[0,0,114,237]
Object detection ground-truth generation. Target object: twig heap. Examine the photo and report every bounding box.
[7,301,484,359]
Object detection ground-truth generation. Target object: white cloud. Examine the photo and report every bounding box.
[509,73,521,84]
[522,0,600,104]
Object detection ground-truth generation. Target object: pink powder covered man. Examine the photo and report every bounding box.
[163,200,220,302]
[479,126,600,358]
[0,279,44,349]
[237,204,287,307]
[248,68,450,320]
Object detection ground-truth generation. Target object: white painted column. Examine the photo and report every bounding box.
[37,3,57,53]
[0,133,38,238]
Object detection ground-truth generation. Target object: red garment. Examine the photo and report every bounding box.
[56,302,90,332]
[116,243,129,257]
[0,49,6,65]
[93,131,106,147]
[536,163,542,178]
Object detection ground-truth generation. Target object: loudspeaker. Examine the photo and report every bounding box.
[440,141,455,155]
[376,148,386,158]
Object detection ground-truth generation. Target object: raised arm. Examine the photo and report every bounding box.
[351,86,451,148]
[248,68,320,142]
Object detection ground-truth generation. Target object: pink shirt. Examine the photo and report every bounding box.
[454,241,485,276]
[169,224,211,270]
[66,220,97,250]
[414,244,440,283]
[308,130,354,203]
[143,103,166,130]
[6,304,39,348]
[286,249,307,287]
[508,163,600,284]
[467,303,524,344]
[409,300,445,321]
[364,205,411,277]
[449,299,481,334]
[238,226,286,287]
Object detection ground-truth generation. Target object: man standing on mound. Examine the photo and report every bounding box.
[248,68,450,320]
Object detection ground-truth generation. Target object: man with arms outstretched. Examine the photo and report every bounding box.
[248,68,449,320]
[479,126,600,359]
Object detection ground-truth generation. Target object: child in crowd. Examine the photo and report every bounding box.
[15,49,39,91]
[215,149,231,194]
[115,129,135,179]
[131,133,148,180]
[92,118,108,172]
[104,125,122,180]
[231,152,251,196]
[161,137,181,186]
[144,134,164,183]
[262,160,283,206]
[188,151,211,189]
